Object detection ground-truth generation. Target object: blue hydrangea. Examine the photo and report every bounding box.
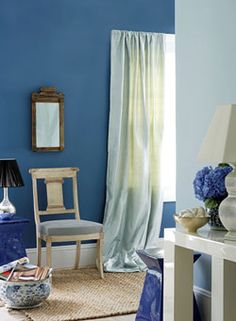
[193,165,233,203]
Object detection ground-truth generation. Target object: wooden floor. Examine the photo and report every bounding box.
[0,306,136,321]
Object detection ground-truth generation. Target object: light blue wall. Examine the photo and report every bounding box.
[0,0,175,248]
[176,0,236,290]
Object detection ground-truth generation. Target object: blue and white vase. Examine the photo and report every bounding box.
[207,206,226,230]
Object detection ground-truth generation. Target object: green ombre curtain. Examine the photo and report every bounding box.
[103,30,166,272]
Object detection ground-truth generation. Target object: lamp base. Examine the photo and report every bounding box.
[0,202,16,214]
[224,231,236,241]
[0,188,16,214]
[219,164,236,234]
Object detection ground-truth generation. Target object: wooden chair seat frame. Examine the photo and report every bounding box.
[29,167,104,278]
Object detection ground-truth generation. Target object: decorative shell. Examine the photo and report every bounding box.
[177,206,208,218]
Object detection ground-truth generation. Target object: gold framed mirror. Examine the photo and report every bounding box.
[32,87,64,152]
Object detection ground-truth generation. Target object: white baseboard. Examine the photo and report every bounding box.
[194,286,211,321]
[26,243,97,269]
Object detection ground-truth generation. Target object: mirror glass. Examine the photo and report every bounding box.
[36,102,60,148]
[32,87,64,152]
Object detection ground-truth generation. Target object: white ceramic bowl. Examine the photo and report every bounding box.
[174,215,209,233]
[0,275,52,309]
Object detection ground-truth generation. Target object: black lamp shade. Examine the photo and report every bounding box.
[0,159,24,187]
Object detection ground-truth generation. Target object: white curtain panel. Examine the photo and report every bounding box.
[103,30,173,272]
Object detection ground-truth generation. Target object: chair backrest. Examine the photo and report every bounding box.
[29,167,80,225]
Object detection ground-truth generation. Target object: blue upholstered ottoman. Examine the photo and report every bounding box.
[0,218,29,266]
[136,248,201,321]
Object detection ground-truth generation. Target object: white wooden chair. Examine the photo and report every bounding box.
[29,167,104,278]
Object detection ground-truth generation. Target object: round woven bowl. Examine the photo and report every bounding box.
[0,275,52,309]
[174,215,209,233]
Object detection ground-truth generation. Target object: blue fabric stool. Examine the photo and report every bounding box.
[136,248,201,321]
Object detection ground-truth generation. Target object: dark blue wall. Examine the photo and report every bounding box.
[160,202,176,237]
[0,0,175,248]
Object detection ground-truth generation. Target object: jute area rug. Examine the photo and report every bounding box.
[23,268,145,321]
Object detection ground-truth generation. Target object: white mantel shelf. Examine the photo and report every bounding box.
[163,227,236,321]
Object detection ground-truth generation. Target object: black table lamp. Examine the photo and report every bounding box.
[0,159,24,215]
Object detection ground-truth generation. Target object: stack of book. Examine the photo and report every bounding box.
[0,257,52,282]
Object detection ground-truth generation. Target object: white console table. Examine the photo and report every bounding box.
[164,228,236,321]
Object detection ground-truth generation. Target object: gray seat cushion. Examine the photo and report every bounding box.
[39,219,103,236]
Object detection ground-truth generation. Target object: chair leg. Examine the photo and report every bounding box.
[75,241,81,269]
[46,238,52,267]
[96,234,104,279]
[37,237,42,267]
